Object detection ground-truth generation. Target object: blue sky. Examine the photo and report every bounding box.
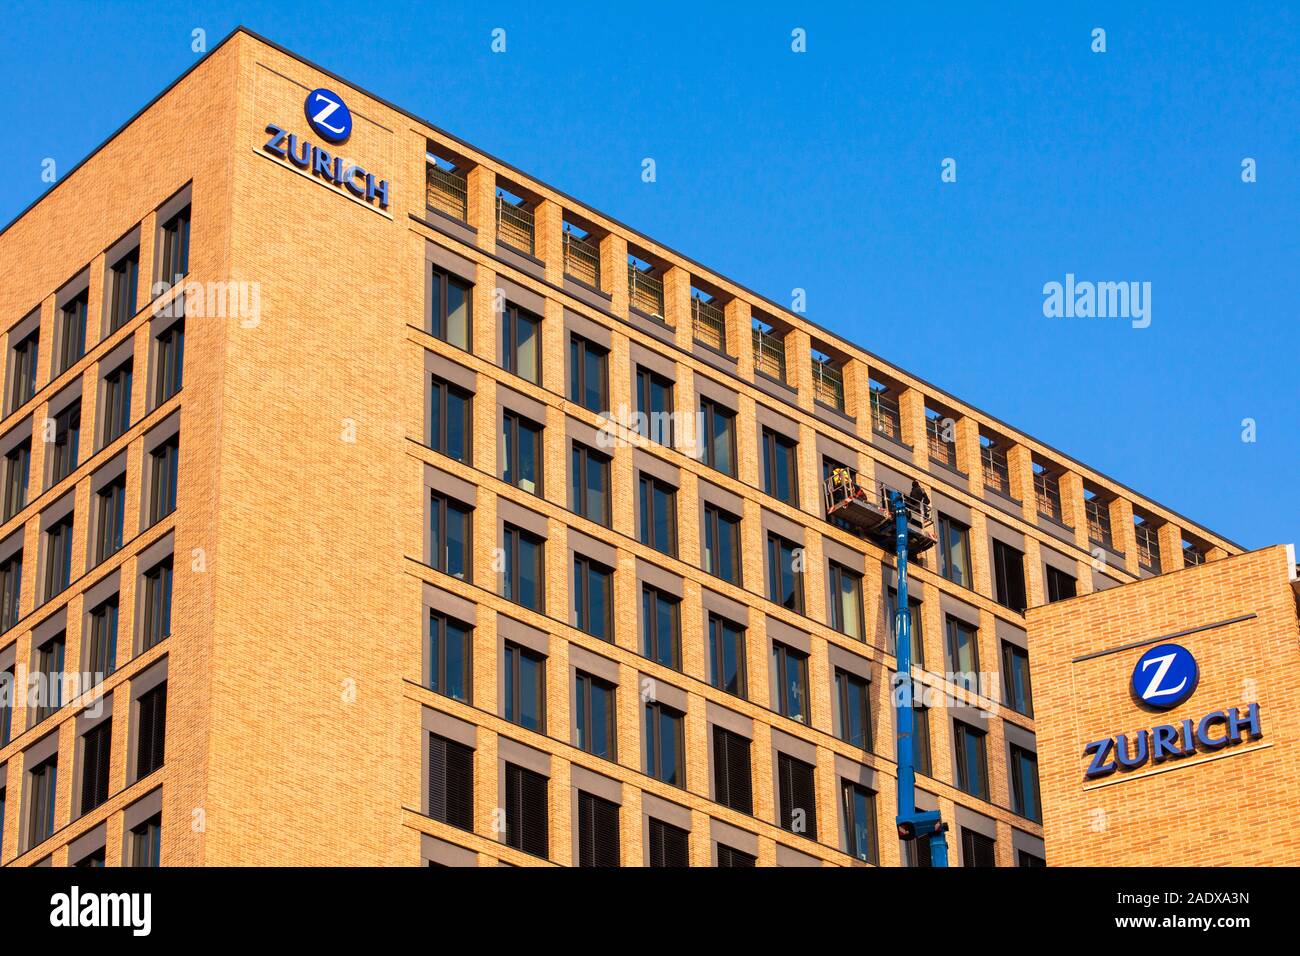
[2,2,1295,550]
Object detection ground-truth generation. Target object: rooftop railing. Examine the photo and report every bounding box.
[812,358,845,410]
[627,265,665,319]
[870,390,901,442]
[1034,471,1063,522]
[427,164,468,221]
[752,326,786,380]
[1136,523,1162,572]
[564,229,600,288]
[981,443,1009,492]
[692,296,726,351]
[496,195,536,255]
[1086,498,1113,549]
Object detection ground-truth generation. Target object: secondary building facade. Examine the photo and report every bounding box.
[0,29,1251,867]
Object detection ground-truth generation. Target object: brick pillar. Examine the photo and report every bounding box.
[898,386,928,469]
[1007,443,1035,521]
[534,199,564,286]
[663,265,693,350]
[842,357,871,441]
[1110,497,1138,574]
[1059,470,1088,549]
[725,296,750,369]
[472,267,498,378]
[784,326,813,411]
[601,233,628,316]
[955,416,982,495]
[1157,521,1184,574]
[466,165,496,253]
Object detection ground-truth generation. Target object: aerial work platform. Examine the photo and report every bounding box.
[824,471,937,558]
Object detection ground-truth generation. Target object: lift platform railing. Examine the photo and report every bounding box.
[824,472,932,531]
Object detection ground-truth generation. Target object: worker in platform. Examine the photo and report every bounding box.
[909,479,931,519]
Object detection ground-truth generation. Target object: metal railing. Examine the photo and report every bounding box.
[496,195,535,255]
[1034,471,1063,522]
[564,230,600,288]
[1085,498,1112,549]
[627,265,665,319]
[752,327,786,380]
[981,443,1009,493]
[692,296,726,351]
[427,164,468,221]
[1183,546,1206,568]
[870,390,901,441]
[928,418,955,468]
[1135,523,1162,572]
[812,359,845,410]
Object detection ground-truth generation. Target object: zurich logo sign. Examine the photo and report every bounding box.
[1131,643,1198,709]
[305,88,352,144]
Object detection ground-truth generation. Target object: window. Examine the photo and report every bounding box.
[1018,849,1046,867]
[9,332,40,415]
[428,611,470,703]
[961,828,996,867]
[907,705,933,777]
[503,642,545,732]
[147,435,179,524]
[157,205,191,286]
[86,596,119,684]
[74,846,107,867]
[1045,565,1077,603]
[50,401,81,485]
[835,668,872,750]
[701,504,741,584]
[501,303,541,384]
[641,585,680,670]
[638,474,676,556]
[776,752,817,839]
[707,614,746,698]
[101,360,133,445]
[502,524,544,611]
[991,540,1026,613]
[26,755,58,847]
[3,438,30,521]
[427,733,473,830]
[428,266,471,349]
[136,683,167,778]
[80,721,112,815]
[568,334,608,413]
[936,514,971,587]
[0,551,21,632]
[647,817,689,867]
[761,428,798,504]
[1001,642,1033,717]
[1009,744,1042,823]
[58,292,88,373]
[504,763,549,858]
[716,844,756,867]
[634,367,673,445]
[644,700,684,786]
[712,725,752,814]
[501,411,542,495]
[575,672,616,760]
[766,533,803,612]
[429,376,471,462]
[828,562,864,638]
[154,320,184,405]
[945,616,980,691]
[43,515,74,601]
[953,720,988,800]
[108,249,140,333]
[886,588,924,667]
[841,781,878,864]
[570,443,610,526]
[428,492,471,580]
[140,556,173,650]
[698,397,736,475]
[130,813,162,867]
[0,668,12,745]
[771,641,809,724]
[94,476,127,565]
[33,632,65,722]
[576,791,619,867]
[573,555,612,640]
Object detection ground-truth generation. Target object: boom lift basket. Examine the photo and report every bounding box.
[824,470,936,557]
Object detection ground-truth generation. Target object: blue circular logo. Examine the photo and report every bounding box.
[304,88,352,144]
[1131,643,1199,709]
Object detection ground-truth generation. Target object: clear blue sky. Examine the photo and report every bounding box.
[3,2,1295,550]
